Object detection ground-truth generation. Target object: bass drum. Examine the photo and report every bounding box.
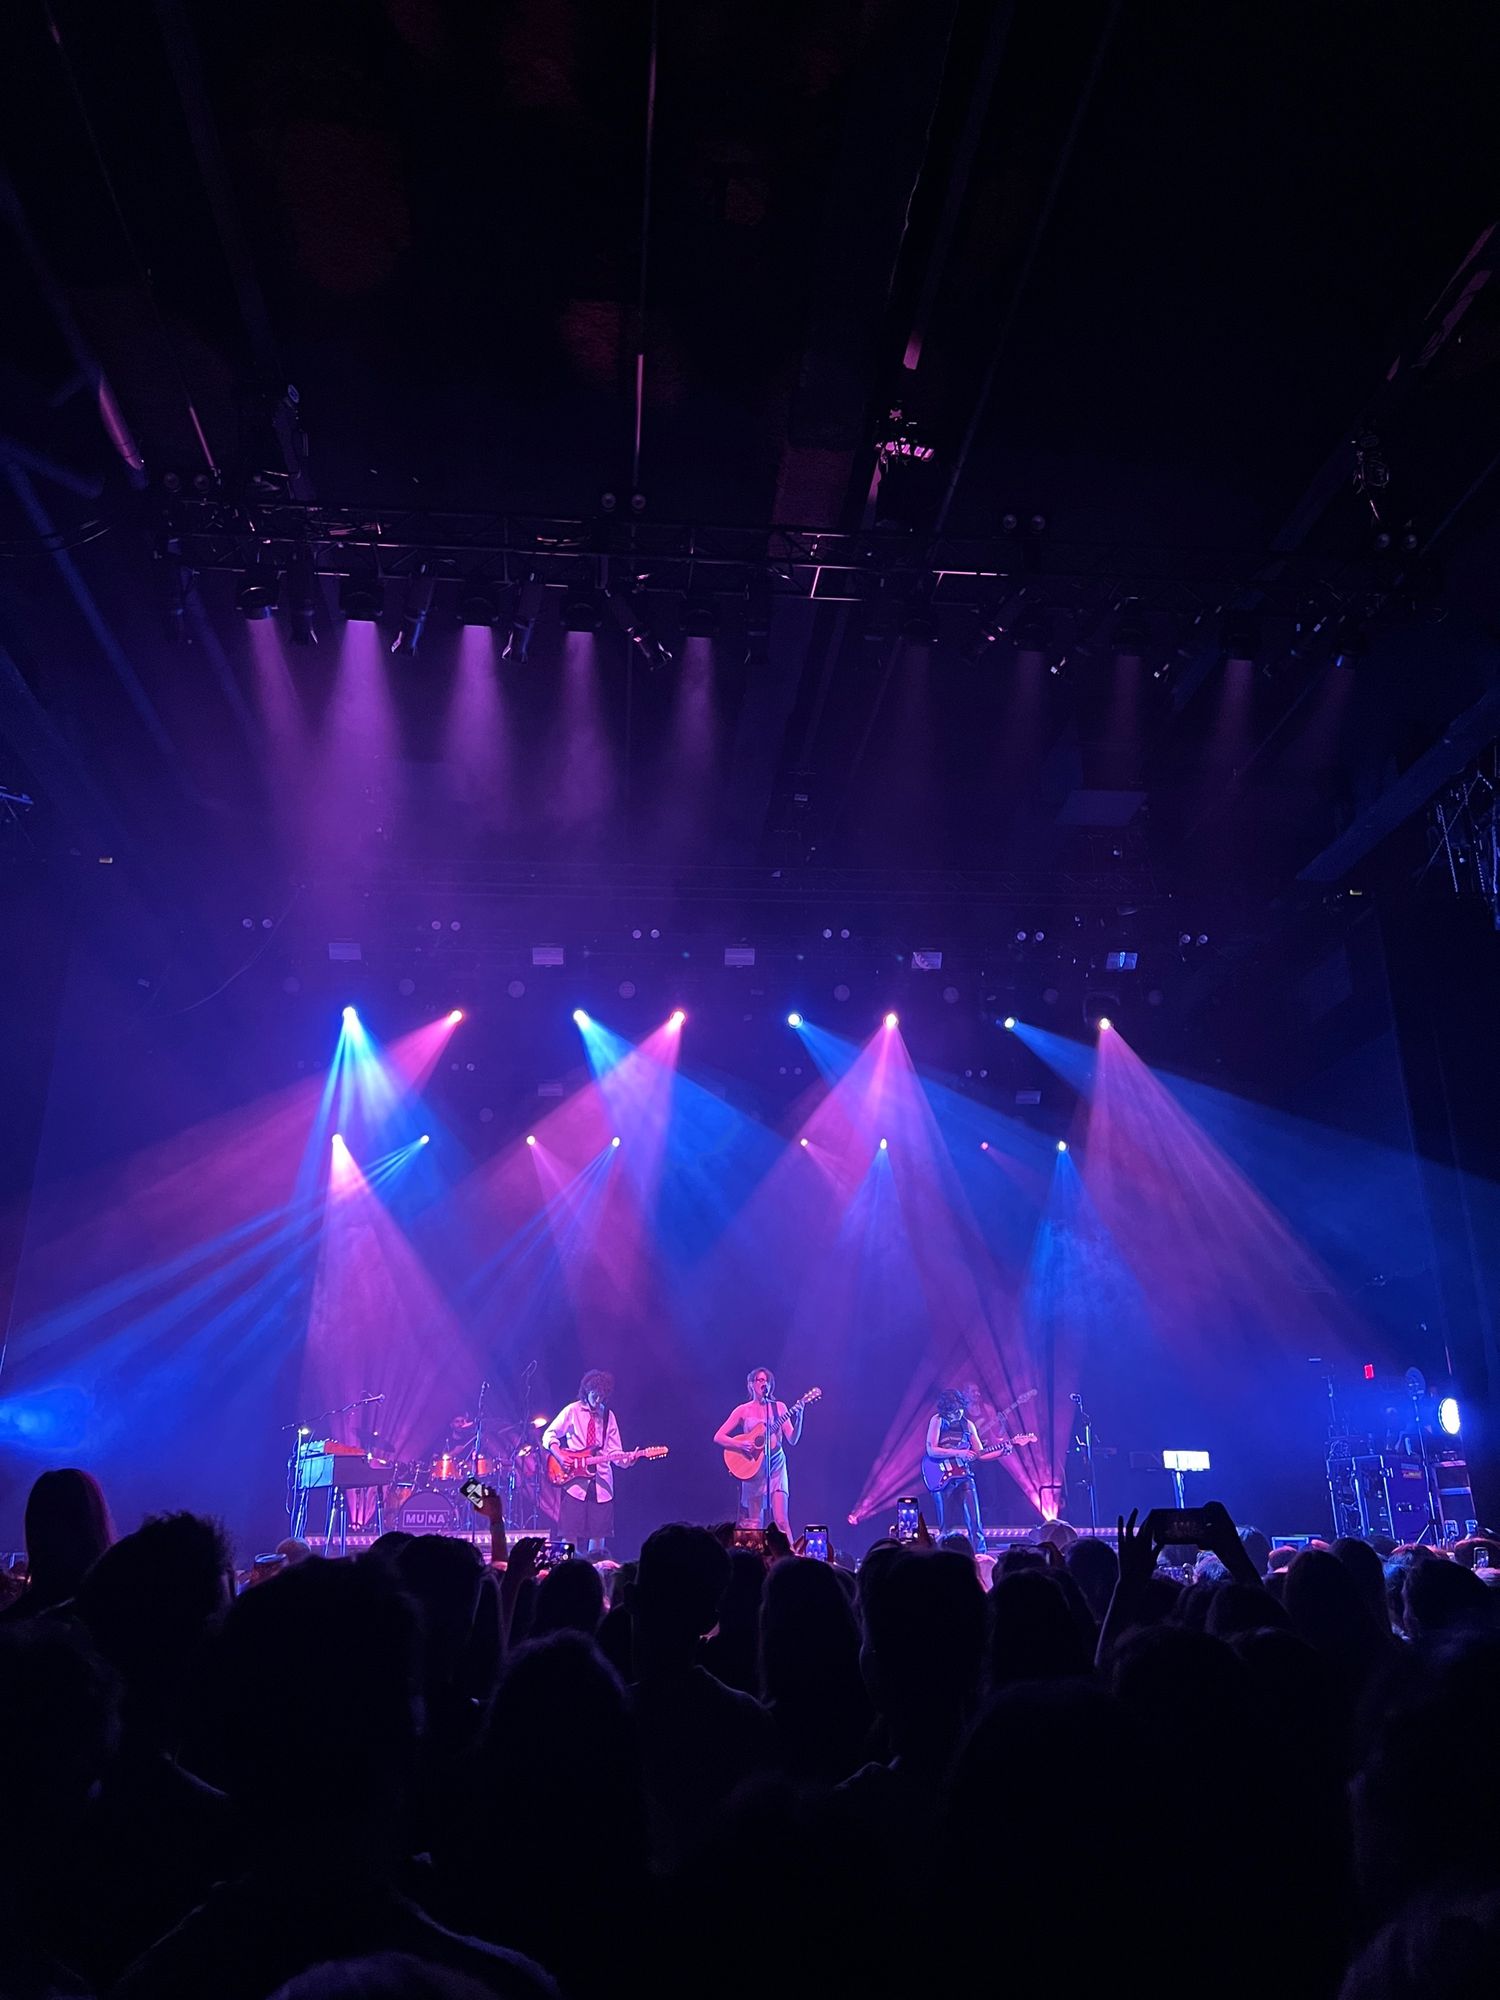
[397,1489,460,1535]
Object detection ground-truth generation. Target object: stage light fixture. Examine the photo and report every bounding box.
[884,1012,899,1030]
[1056,1139,1068,1153]
[572,1008,589,1026]
[561,587,604,632]
[1003,1016,1016,1030]
[1439,1395,1462,1437]
[457,578,507,627]
[1098,1017,1113,1032]
[1013,605,1050,656]
[339,574,384,620]
[879,1137,889,1151]
[1112,598,1151,658]
[1222,610,1261,666]
[668,1008,686,1028]
[787,1011,804,1028]
[391,569,435,657]
[342,1005,357,1023]
[980,1141,990,1151]
[501,576,544,661]
[681,592,720,637]
[236,561,279,620]
[447,1008,464,1024]
[799,1137,809,1148]
[607,586,673,669]
[525,1134,537,1147]
[419,1134,430,1146]
[285,547,320,645]
[611,1135,622,1148]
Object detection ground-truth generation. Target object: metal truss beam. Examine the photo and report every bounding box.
[158,495,1318,614]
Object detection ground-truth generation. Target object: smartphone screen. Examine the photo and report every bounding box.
[804,1525,829,1561]
[1151,1508,1213,1546]
[895,1497,919,1542]
[460,1478,484,1502]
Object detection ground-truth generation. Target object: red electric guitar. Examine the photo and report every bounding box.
[544,1444,669,1486]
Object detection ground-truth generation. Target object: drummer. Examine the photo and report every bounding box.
[431,1413,478,1483]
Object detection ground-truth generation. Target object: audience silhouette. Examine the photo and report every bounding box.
[1,1467,1495,2000]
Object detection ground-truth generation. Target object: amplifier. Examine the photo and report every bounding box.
[1352,1454,1437,1543]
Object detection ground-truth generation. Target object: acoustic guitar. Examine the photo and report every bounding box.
[544,1444,669,1486]
[723,1388,822,1481]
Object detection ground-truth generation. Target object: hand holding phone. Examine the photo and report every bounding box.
[895,1497,920,1543]
[804,1525,829,1562]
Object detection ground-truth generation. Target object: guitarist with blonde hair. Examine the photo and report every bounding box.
[715,1366,804,1534]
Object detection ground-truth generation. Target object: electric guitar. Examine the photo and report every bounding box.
[922,1388,1039,1492]
[544,1444,669,1486]
[723,1388,822,1481]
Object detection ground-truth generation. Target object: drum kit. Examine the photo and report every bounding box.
[391,1408,547,1536]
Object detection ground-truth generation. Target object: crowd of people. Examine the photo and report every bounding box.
[2,1467,1498,2000]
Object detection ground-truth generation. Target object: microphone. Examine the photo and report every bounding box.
[361,1392,386,1404]
[1069,1391,1083,1404]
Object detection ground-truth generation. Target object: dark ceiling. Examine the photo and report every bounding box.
[4,0,1500,1041]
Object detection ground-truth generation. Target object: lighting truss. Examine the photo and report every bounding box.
[1421,745,1500,928]
[156,495,1328,615]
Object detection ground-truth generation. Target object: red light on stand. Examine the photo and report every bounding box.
[1363,1363,1376,1381]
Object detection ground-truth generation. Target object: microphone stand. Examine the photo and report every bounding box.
[764,1384,777,1533]
[1072,1394,1099,1536]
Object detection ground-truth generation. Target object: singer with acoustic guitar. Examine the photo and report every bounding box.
[716,1368,821,1534]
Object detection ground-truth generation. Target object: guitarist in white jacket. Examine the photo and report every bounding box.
[543,1369,631,1555]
